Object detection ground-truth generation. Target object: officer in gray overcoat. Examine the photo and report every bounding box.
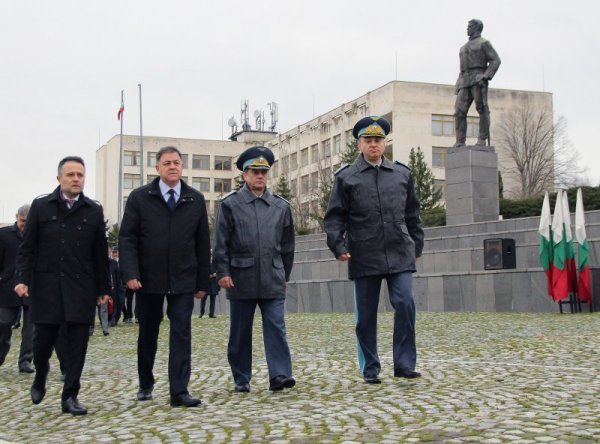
[213,146,296,393]
[324,116,424,384]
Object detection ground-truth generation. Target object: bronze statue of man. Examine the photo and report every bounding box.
[454,19,501,147]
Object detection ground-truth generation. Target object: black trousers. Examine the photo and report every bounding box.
[200,294,216,316]
[123,288,138,320]
[136,292,194,396]
[33,322,89,400]
[0,305,33,368]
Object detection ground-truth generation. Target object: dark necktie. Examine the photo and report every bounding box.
[167,189,176,211]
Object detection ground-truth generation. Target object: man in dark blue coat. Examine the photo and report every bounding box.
[325,116,425,384]
[119,146,211,407]
[14,156,111,415]
[0,204,34,373]
[213,146,296,393]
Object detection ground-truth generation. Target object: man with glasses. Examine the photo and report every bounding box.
[213,146,296,393]
[119,146,211,407]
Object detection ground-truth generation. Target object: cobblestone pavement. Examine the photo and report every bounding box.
[0,311,599,443]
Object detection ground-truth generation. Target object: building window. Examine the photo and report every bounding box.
[301,175,309,194]
[124,150,140,166]
[271,160,278,177]
[434,179,446,198]
[290,152,298,170]
[466,116,480,138]
[214,156,232,171]
[290,179,297,195]
[310,172,318,189]
[300,148,309,167]
[192,177,210,192]
[323,167,331,180]
[310,144,319,162]
[322,139,331,158]
[124,173,140,189]
[205,200,211,214]
[280,156,289,174]
[432,147,447,168]
[192,154,210,170]
[214,178,232,194]
[147,174,158,183]
[147,152,157,167]
[181,154,189,169]
[333,135,341,154]
[432,114,454,137]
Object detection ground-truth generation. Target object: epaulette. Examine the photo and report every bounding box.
[219,190,238,201]
[334,164,350,175]
[34,193,50,200]
[272,193,290,204]
[394,160,411,171]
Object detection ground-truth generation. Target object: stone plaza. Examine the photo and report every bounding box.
[0,310,598,443]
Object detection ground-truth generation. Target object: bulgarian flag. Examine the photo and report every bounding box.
[551,190,569,301]
[575,188,592,303]
[117,97,125,120]
[538,191,553,298]
[561,190,578,294]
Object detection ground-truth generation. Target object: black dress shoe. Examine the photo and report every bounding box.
[103,331,109,336]
[209,314,216,318]
[269,375,296,391]
[394,369,421,379]
[19,363,35,373]
[234,383,250,393]
[61,397,88,415]
[364,375,382,384]
[170,393,201,407]
[137,387,153,401]
[31,383,46,404]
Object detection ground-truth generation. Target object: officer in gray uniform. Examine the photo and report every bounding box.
[324,116,424,384]
[213,146,296,393]
[454,18,501,147]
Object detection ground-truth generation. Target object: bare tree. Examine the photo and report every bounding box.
[496,103,585,198]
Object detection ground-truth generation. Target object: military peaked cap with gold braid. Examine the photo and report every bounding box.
[352,116,391,139]
[236,146,275,171]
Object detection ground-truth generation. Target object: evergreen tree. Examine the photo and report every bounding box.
[339,138,359,165]
[274,175,293,201]
[106,223,119,249]
[498,171,504,199]
[235,173,245,191]
[408,146,442,211]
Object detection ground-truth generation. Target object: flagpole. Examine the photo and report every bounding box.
[139,83,144,185]
[118,90,124,223]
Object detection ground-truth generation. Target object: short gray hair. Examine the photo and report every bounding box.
[17,204,30,218]
[156,146,182,162]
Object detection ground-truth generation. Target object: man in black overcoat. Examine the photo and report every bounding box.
[14,156,111,415]
[0,204,34,373]
[119,146,211,407]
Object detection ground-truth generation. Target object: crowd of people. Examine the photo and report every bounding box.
[0,115,424,415]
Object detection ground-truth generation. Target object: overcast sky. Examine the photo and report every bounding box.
[1,0,598,223]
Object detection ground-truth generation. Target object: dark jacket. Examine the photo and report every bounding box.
[14,187,111,324]
[119,178,211,295]
[208,262,220,296]
[324,154,425,279]
[213,184,295,300]
[108,258,122,299]
[0,223,27,308]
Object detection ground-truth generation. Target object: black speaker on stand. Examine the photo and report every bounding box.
[484,238,516,270]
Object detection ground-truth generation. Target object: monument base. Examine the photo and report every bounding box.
[445,145,499,225]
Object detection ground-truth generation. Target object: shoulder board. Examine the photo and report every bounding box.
[272,193,290,204]
[394,160,411,171]
[334,164,350,175]
[219,190,238,201]
[34,193,50,200]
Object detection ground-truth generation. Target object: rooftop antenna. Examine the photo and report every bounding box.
[267,102,278,132]
[254,110,264,131]
[227,116,238,136]
[241,100,250,131]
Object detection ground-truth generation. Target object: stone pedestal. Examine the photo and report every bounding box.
[445,145,499,225]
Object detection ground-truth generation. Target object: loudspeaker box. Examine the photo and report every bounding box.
[483,238,516,270]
